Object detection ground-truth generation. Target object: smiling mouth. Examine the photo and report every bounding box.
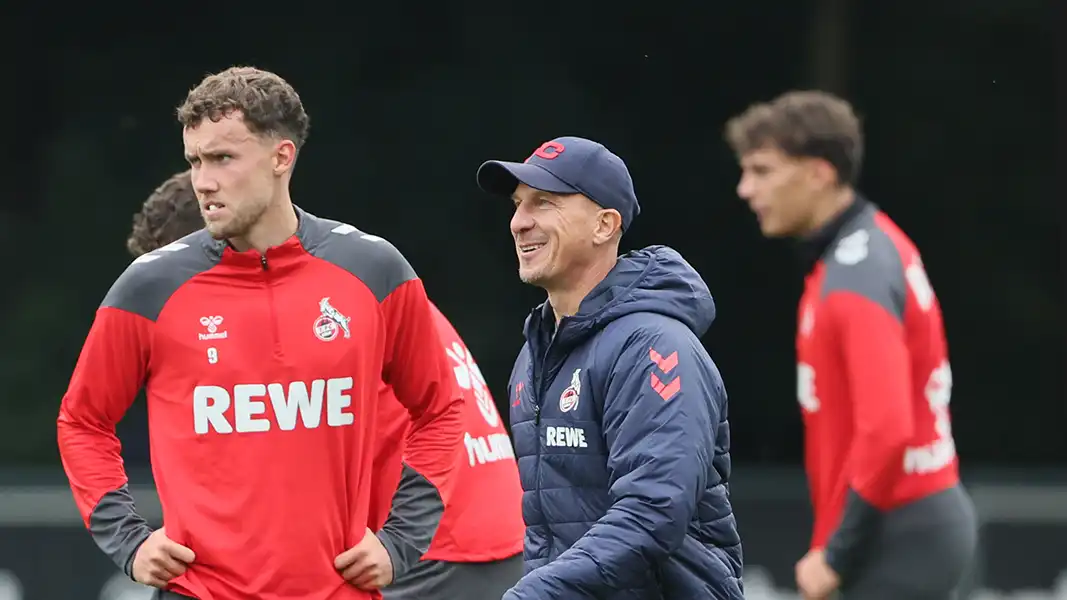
[518,243,546,255]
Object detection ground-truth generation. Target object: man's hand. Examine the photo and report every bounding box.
[131,527,196,589]
[795,548,840,600]
[335,528,394,590]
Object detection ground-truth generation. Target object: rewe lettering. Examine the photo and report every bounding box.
[546,426,588,448]
[193,377,355,434]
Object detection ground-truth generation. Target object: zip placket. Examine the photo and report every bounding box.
[261,254,283,359]
[534,324,566,421]
[531,321,566,561]
[529,354,547,560]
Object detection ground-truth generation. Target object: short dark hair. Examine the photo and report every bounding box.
[127,170,202,257]
[724,90,863,185]
[176,66,310,150]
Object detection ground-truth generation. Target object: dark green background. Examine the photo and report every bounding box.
[1,1,1058,468]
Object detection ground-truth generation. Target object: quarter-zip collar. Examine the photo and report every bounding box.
[204,205,313,271]
[795,195,871,272]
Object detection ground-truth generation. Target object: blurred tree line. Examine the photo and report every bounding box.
[0,0,1057,468]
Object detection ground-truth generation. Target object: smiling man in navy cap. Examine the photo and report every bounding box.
[477,136,745,599]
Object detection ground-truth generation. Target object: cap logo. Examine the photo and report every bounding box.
[526,141,565,162]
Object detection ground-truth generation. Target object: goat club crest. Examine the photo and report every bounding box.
[559,368,582,413]
[313,297,351,342]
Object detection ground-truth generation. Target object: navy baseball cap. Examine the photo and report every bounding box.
[476,136,641,231]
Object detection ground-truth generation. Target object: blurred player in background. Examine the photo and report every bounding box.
[125,170,525,600]
[58,66,463,600]
[726,90,977,600]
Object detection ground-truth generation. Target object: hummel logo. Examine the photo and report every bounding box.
[649,348,681,401]
[198,316,228,341]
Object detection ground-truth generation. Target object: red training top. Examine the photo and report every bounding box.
[796,200,959,552]
[369,303,524,564]
[57,210,463,600]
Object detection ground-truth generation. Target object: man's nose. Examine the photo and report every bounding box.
[191,168,219,194]
[736,175,754,200]
[510,207,535,236]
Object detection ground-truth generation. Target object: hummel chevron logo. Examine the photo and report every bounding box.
[649,348,681,401]
[649,349,678,373]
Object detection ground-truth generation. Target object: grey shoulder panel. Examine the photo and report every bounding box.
[89,485,154,578]
[820,206,906,321]
[296,209,417,302]
[101,230,221,321]
[376,463,445,582]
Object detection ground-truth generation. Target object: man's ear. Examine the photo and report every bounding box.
[592,209,623,246]
[274,139,298,175]
[807,157,839,189]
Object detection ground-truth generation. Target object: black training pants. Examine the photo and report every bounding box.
[383,553,525,600]
[839,485,978,599]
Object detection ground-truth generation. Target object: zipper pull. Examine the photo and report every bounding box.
[260,255,268,270]
[533,405,541,426]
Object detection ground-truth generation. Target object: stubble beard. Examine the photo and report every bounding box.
[204,219,230,240]
[518,264,553,288]
[204,200,270,241]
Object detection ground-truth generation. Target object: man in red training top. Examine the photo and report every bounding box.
[725,90,977,600]
[125,170,525,599]
[57,66,464,600]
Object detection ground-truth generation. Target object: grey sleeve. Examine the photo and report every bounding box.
[376,464,446,581]
[823,490,880,582]
[89,486,154,578]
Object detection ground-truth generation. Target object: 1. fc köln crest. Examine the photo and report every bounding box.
[313,297,352,342]
[559,368,582,413]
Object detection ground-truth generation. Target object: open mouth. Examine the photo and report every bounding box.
[203,202,227,217]
[518,242,546,255]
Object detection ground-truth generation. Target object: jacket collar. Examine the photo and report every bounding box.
[795,194,870,272]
